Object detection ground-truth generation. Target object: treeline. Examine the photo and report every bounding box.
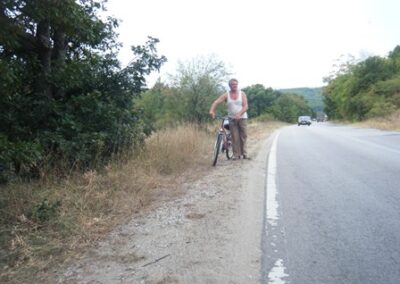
[136,60,313,134]
[0,0,166,181]
[279,87,324,112]
[0,1,312,181]
[323,46,400,120]
[244,85,312,123]
[135,56,230,132]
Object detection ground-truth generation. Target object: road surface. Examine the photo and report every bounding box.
[263,123,400,283]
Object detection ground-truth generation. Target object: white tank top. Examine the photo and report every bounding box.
[227,90,248,119]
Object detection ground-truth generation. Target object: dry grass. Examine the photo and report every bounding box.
[0,120,284,283]
[0,124,213,283]
[249,120,287,138]
[139,125,213,175]
[352,110,400,131]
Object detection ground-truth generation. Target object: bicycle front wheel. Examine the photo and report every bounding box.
[225,134,233,160]
[212,133,223,166]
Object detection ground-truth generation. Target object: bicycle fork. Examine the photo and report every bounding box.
[220,130,231,153]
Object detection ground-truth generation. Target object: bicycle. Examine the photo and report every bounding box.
[212,116,233,166]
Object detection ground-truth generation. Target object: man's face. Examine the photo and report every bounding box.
[229,81,238,91]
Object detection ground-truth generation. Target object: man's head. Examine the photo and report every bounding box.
[228,78,239,91]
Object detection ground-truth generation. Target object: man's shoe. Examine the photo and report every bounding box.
[243,155,251,160]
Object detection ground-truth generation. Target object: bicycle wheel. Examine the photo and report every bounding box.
[225,134,233,159]
[212,133,223,166]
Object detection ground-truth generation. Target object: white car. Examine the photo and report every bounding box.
[298,116,311,126]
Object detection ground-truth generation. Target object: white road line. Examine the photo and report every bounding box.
[268,259,289,284]
[266,131,280,226]
[265,131,289,283]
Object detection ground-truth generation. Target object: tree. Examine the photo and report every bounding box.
[0,1,166,179]
[1,0,119,97]
[134,80,173,133]
[270,93,312,123]
[167,55,230,124]
[351,56,394,95]
[322,46,400,121]
[388,45,400,70]
[243,84,277,118]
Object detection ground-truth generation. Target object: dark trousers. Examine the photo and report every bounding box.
[229,119,247,157]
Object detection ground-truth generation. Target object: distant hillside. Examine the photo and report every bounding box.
[278,87,324,112]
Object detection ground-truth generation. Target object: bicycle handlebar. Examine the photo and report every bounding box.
[215,115,231,120]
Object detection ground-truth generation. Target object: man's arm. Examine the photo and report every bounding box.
[209,93,227,118]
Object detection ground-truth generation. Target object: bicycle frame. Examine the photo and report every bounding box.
[212,116,233,166]
[219,118,230,150]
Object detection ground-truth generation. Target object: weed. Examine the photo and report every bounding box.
[352,110,400,131]
[30,200,61,223]
[0,123,214,283]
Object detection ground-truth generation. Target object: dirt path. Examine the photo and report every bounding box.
[55,123,282,284]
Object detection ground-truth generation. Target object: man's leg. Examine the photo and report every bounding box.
[238,119,248,157]
[229,120,240,158]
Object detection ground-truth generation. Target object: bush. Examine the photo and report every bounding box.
[30,199,62,223]
[0,134,43,182]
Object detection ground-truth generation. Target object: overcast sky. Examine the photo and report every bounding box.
[104,0,400,89]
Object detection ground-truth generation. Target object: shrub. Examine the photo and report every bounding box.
[30,199,62,223]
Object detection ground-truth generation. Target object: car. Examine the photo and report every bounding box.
[298,115,311,126]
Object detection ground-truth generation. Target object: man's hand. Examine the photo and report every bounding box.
[209,111,216,119]
[234,113,241,120]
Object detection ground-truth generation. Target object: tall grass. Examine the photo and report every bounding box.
[0,124,213,283]
[139,125,212,174]
[353,110,400,131]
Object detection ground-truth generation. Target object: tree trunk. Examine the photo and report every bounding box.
[53,30,67,98]
[36,20,52,98]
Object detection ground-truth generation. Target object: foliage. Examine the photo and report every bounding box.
[0,1,166,179]
[279,87,324,112]
[323,46,400,121]
[136,55,229,130]
[243,84,278,118]
[30,199,62,223]
[136,54,323,126]
[270,93,313,123]
[169,55,230,124]
[243,85,312,122]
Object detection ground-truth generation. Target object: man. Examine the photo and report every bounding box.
[209,78,249,160]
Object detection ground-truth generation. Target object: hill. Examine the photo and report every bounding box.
[278,87,324,112]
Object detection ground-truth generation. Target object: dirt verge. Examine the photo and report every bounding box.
[53,122,283,283]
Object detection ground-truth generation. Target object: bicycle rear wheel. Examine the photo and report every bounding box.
[212,133,223,166]
[225,134,233,159]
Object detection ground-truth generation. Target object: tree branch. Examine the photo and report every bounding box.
[0,10,38,56]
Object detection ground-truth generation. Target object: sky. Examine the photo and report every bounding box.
[104,0,400,89]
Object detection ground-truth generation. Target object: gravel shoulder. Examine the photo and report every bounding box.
[55,123,282,284]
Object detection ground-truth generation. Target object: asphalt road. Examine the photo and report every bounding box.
[262,123,400,284]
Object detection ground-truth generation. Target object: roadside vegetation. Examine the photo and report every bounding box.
[1,0,400,282]
[0,124,214,283]
[323,47,400,123]
[1,120,283,283]
[351,110,400,131]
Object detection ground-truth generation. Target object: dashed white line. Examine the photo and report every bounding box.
[268,259,289,284]
[265,132,289,283]
[266,131,280,226]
